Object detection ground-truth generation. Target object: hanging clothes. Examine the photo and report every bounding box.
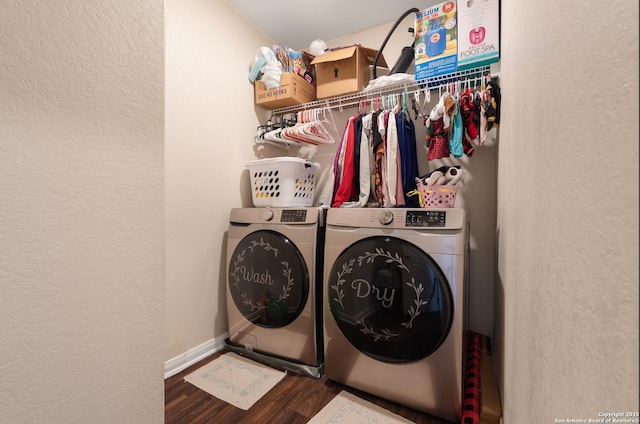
[330,95,421,208]
[385,105,400,207]
[374,110,387,206]
[381,110,393,207]
[443,93,464,158]
[476,90,488,145]
[449,102,464,158]
[331,118,351,203]
[341,114,373,208]
[486,78,501,130]
[442,93,457,139]
[472,90,482,139]
[352,115,364,197]
[332,115,358,207]
[425,93,451,161]
[426,117,450,161]
[462,132,475,157]
[479,94,488,144]
[460,88,478,140]
[397,108,419,207]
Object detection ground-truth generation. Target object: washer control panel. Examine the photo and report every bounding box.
[262,208,275,221]
[405,210,446,227]
[378,210,394,225]
[280,209,308,222]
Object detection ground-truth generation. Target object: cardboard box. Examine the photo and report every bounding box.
[457,0,500,69]
[311,46,387,99]
[479,331,492,355]
[479,334,502,424]
[254,72,316,110]
[414,1,458,80]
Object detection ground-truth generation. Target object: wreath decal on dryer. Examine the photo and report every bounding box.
[330,248,431,342]
[357,248,409,271]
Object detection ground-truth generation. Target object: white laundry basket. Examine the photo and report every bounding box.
[246,157,320,207]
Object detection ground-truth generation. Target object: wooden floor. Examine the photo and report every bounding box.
[165,350,454,424]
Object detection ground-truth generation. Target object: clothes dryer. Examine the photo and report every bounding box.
[323,208,469,422]
[225,207,325,378]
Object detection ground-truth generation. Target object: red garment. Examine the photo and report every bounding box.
[462,132,475,157]
[427,118,450,161]
[461,89,478,140]
[332,117,357,207]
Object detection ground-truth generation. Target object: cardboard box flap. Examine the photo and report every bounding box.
[312,46,387,67]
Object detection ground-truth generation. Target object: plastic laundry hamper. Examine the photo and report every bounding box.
[246,157,320,207]
[415,180,458,208]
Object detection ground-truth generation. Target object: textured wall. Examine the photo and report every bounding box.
[494,0,639,421]
[0,1,165,423]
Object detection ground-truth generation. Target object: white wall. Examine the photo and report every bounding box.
[495,0,639,421]
[0,1,165,423]
[164,0,272,364]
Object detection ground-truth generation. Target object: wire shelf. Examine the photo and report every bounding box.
[270,65,492,115]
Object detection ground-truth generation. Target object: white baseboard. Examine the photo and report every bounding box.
[164,333,228,379]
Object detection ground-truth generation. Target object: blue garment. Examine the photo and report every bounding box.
[449,101,464,158]
[352,114,364,198]
[397,110,419,207]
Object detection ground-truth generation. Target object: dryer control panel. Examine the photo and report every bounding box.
[326,208,465,231]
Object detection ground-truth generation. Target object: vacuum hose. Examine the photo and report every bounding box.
[373,8,420,79]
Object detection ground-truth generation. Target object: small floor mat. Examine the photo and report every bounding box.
[183,352,286,410]
[308,390,415,424]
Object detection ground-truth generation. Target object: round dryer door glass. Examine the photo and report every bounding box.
[327,236,453,363]
[228,230,309,328]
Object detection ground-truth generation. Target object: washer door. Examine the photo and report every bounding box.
[228,229,309,328]
[327,236,453,363]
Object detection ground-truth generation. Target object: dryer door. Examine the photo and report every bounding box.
[327,236,453,363]
[228,229,309,328]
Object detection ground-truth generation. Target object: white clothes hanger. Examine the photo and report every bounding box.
[278,108,336,145]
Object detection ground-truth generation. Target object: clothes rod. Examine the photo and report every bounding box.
[270,65,493,115]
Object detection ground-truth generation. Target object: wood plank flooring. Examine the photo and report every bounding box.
[165,350,454,424]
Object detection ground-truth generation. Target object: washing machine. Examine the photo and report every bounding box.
[323,208,469,422]
[225,207,325,378]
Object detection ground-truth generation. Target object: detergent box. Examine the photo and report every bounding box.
[457,0,500,69]
[414,1,458,80]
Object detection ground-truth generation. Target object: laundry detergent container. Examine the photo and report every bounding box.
[246,157,319,207]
